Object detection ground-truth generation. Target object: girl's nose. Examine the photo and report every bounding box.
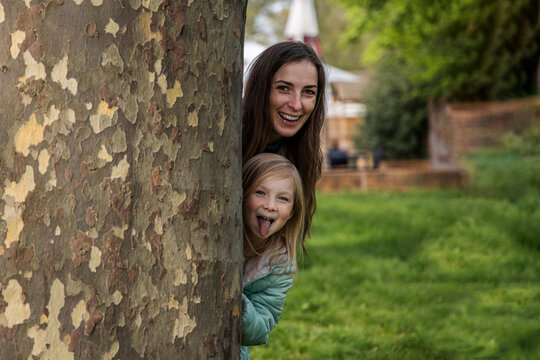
[263,198,277,210]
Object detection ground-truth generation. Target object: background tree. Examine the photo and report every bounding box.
[340,0,540,101]
[0,0,245,358]
[339,0,540,158]
[355,58,428,159]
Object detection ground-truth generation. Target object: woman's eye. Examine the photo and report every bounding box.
[276,85,289,91]
[304,89,317,96]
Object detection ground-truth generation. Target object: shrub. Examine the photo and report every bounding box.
[354,60,429,160]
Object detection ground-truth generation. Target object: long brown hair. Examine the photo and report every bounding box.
[242,41,326,250]
[243,154,305,270]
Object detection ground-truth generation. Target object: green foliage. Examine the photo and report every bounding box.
[355,60,428,159]
[250,150,540,359]
[502,122,540,156]
[339,0,540,101]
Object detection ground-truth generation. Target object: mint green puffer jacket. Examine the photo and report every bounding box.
[241,257,294,360]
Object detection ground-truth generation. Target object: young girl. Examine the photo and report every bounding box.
[241,153,306,360]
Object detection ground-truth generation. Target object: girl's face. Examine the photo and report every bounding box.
[268,60,318,142]
[243,175,294,240]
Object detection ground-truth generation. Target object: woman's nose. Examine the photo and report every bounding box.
[288,92,302,111]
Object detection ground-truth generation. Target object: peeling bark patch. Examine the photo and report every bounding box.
[173,268,187,286]
[170,190,187,209]
[89,246,101,272]
[1,202,24,248]
[15,6,41,58]
[111,155,130,181]
[3,243,35,265]
[0,279,31,328]
[102,233,126,291]
[167,294,180,310]
[218,115,225,136]
[38,149,51,174]
[171,296,196,343]
[10,30,26,59]
[98,144,113,162]
[188,110,198,127]
[71,231,93,267]
[86,207,97,227]
[179,179,200,220]
[102,340,120,360]
[0,3,4,23]
[142,0,163,12]
[44,105,60,126]
[51,55,78,95]
[111,128,127,153]
[86,21,99,38]
[71,299,89,329]
[151,166,162,194]
[15,114,45,156]
[166,80,183,108]
[105,19,120,37]
[185,243,192,260]
[198,15,206,41]
[27,279,74,359]
[89,101,118,134]
[137,10,162,44]
[84,295,104,336]
[191,262,198,285]
[157,74,167,93]
[101,44,124,71]
[4,165,35,203]
[112,290,123,305]
[160,1,185,71]
[22,51,46,81]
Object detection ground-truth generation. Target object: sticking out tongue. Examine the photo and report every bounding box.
[257,217,272,237]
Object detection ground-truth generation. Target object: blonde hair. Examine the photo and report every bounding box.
[242,153,306,270]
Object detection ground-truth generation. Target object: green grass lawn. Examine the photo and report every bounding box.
[250,150,540,359]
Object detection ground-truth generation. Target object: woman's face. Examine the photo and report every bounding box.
[268,60,318,141]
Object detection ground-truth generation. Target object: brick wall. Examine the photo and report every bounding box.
[429,97,540,168]
[317,164,466,192]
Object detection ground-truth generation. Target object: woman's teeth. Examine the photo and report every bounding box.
[279,112,301,122]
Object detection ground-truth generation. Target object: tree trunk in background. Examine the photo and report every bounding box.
[0,0,245,358]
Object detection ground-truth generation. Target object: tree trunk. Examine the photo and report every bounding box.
[0,0,245,358]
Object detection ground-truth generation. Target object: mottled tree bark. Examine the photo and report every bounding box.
[0,0,245,358]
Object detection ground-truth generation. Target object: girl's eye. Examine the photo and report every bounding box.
[255,190,265,196]
[278,196,289,202]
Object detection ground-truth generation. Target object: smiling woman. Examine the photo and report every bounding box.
[242,41,327,247]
